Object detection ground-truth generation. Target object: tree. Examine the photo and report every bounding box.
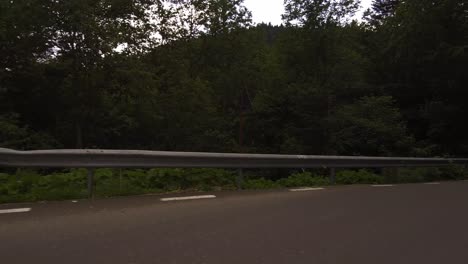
[0,114,59,150]
[363,0,400,26]
[368,0,468,155]
[165,0,251,39]
[279,0,370,154]
[0,0,52,72]
[0,0,53,113]
[203,0,252,35]
[371,0,399,20]
[1,0,466,159]
[330,96,414,156]
[283,0,360,28]
[47,0,160,148]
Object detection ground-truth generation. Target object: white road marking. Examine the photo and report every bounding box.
[161,195,216,202]
[372,184,394,187]
[424,182,441,185]
[289,187,325,192]
[0,208,31,214]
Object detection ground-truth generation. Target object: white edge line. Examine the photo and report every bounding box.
[161,195,216,202]
[371,184,395,187]
[0,208,31,214]
[289,187,325,192]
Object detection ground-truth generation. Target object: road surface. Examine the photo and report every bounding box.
[1,182,468,263]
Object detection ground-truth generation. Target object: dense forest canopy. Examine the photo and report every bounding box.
[1,0,467,157]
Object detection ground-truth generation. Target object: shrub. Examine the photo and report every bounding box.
[0,173,9,184]
[30,170,87,200]
[143,168,235,191]
[278,172,330,187]
[394,168,436,183]
[395,166,467,183]
[336,169,384,185]
[182,168,236,190]
[244,178,281,190]
[0,166,466,204]
[439,166,467,181]
[144,168,183,191]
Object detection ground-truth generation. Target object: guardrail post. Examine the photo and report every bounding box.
[87,168,95,199]
[236,168,244,190]
[330,168,336,185]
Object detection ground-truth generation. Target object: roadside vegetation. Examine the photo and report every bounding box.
[2,0,467,159]
[1,166,466,204]
[1,0,467,204]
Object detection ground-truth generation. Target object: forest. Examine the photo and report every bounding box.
[1,0,467,158]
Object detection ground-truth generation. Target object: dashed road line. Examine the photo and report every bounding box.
[424,182,441,185]
[161,195,216,202]
[289,187,325,192]
[0,208,31,214]
[372,184,395,187]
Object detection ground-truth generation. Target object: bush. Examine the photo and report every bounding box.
[336,169,384,185]
[0,168,239,203]
[183,168,236,190]
[395,166,467,183]
[143,168,236,191]
[0,173,9,183]
[244,178,281,190]
[28,169,87,201]
[0,166,466,204]
[0,113,60,150]
[393,168,436,183]
[277,172,329,187]
[439,166,467,181]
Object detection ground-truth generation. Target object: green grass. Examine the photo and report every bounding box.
[0,166,466,204]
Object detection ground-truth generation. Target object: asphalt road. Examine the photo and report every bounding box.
[1,182,468,264]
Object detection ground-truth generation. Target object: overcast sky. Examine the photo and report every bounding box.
[244,0,373,25]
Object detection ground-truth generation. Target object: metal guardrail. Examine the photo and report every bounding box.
[1,148,467,168]
[1,148,467,197]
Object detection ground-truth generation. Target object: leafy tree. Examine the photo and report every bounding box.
[203,0,252,35]
[283,0,360,28]
[0,0,52,74]
[1,0,466,159]
[0,0,53,115]
[368,0,468,154]
[47,0,160,148]
[164,0,210,40]
[330,96,414,156]
[166,0,251,39]
[0,114,59,150]
[363,0,400,26]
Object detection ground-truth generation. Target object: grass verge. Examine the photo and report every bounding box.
[0,166,466,203]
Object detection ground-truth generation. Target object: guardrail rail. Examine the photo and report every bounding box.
[1,148,467,197]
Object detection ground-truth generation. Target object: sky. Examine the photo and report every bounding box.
[244,0,374,25]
